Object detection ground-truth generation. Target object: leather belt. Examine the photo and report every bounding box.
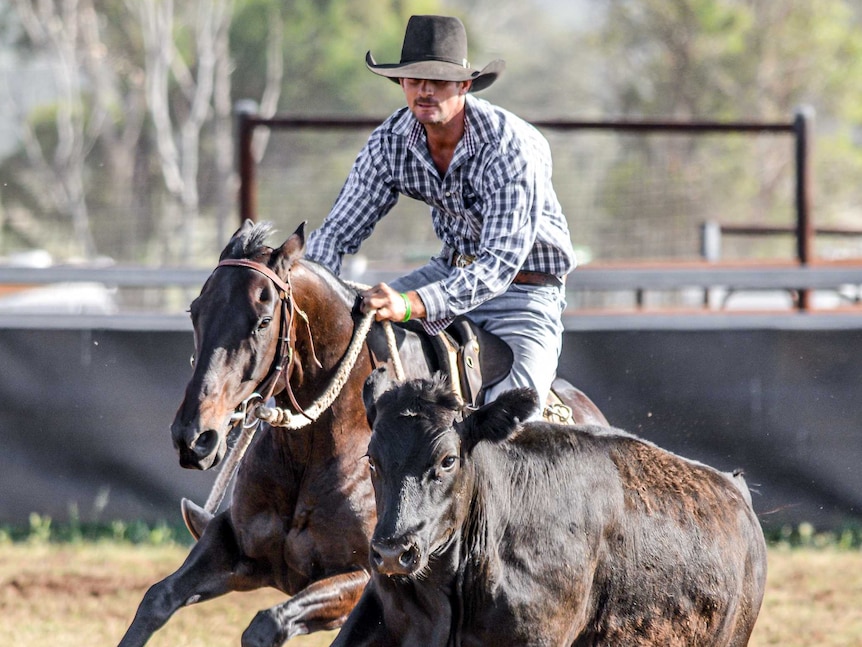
[511,271,563,287]
[447,250,563,288]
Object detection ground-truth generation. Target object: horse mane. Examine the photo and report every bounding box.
[222,221,360,311]
[220,221,277,260]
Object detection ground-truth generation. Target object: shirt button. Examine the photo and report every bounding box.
[445,191,451,197]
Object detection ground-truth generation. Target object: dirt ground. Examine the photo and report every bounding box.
[2,542,861,646]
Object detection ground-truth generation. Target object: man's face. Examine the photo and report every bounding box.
[400,78,471,126]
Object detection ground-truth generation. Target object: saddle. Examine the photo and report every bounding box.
[405,324,589,425]
[429,316,513,408]
[365,314,595,426]
[366,315,513,408]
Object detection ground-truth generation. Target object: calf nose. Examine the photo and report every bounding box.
[370,537,419,576]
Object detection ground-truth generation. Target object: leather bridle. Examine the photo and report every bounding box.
[215,258,319,416]
[193,258,403,517]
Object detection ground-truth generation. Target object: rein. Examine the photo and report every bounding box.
[198,259,404,516]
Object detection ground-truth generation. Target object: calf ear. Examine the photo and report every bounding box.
[362,367,393,427]
[461,387,539,450]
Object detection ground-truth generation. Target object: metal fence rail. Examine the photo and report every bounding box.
[234,105,814,262]
[3,262,861,320]
[1,263,860,335]
[4,263,862,291]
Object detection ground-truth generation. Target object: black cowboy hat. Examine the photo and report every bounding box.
[365,15,505,92]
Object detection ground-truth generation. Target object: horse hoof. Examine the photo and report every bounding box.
[180,498,213,540]
[241,610,285,647]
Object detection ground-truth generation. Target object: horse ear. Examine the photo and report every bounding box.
[271,221,307,275]
[362,367,393,427]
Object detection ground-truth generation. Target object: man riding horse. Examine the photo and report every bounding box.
[306,15,577,409]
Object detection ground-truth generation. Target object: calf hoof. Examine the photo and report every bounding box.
[241,610,285,647]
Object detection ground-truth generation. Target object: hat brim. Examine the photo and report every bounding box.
[365,51,504,92]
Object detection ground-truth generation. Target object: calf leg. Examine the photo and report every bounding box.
[118,510,269,647]
[241,570,370,647]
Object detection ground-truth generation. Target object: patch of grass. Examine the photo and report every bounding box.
[7,515,862,551]
[0,513,193,547]
[764,521,862,550]
[3,516,862,646]
[1,541,861,646]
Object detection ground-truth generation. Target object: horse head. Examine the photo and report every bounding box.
[172,219,309,470]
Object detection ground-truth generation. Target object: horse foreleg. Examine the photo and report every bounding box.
[118,510,262,647]
[241,569,370,647]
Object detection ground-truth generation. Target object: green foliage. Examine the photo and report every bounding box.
[588,0,862,259]
[765,522,862,550]
[230,0,441,114]
[0,514,193,547]
[4,0,862,265]
[5,514,862,551]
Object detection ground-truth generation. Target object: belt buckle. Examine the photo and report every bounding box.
[453,252,475,268]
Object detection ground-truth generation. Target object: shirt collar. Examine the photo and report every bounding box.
[394,97,483,157]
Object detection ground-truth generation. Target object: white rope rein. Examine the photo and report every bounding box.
[202,394,261,514]
[344,279,406,383]
[199,289,405,516]
[256,308,390,428]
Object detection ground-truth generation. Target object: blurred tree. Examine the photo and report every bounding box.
[4,0,112,259]
[589,0,862,260]
[132,0,235,263]
[441,0,602,119]
[597,0,862,121]
[230,0,442,115]
[2,0,861,267]
[0,0,442,264]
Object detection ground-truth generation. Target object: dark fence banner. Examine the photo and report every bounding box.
[1,324,860,531]
[560,326,862,531]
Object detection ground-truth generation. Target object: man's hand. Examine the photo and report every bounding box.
[360,283,425,322]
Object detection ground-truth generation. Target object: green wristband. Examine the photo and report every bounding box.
[400,292,412,322]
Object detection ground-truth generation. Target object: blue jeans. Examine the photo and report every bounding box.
[391,258,565,411]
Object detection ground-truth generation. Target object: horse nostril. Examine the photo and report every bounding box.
[193,429,218,455]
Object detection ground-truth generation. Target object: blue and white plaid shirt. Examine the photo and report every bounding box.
[306,95,577,334]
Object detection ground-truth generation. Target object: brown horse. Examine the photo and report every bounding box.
[118,220,608,647]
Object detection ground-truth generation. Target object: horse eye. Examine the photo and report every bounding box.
[366,455,376,472]
[440,455,458,471]
[189,354,195,368]
[257,317,272,331]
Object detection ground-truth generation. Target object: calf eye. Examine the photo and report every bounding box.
[440,455,458,472]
